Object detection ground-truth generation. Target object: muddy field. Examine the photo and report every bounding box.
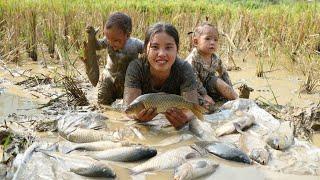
[0,53,319,179]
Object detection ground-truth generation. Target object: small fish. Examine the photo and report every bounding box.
[38,150,116,178]
[59,128,119,143]
[266,121,294,150]
[215,115,255,137]
[125,93,207,120]
[195,141,251,164]
[83,146,157,162]
[238,129,270,165]
[174,158,219,180]
[62,140,134,154]
[83,26,100,87]
[131,145,207,174]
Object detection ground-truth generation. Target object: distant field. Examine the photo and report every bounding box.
[0,0,319,88]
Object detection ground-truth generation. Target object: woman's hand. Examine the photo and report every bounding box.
[132,108,158,122]
[203,94,215,110]
[165,108,193,130]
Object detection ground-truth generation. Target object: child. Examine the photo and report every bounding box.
[186,22,238,110]
[83,12,144,105]
[124,22,199,129]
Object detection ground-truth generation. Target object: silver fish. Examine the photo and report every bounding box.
[189,118,217,141]
[215,115,255,137]
[266,121,294,150]
[239,131,270,165]
[131,145,207,174]
[174,158,219,180]
[59,128,119,143]
[38,150,116,178]
[83,146,157,162]
[62,140,134,153]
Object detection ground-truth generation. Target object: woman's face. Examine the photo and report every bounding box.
[147,32,177,73]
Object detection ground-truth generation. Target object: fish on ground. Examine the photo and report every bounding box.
[215,114,255,137]
[59,128,120,143]
[37,150,116,178]
[174,158,219,180]
[195,141,252,164]
[125,93,207,120]
[80,145,157,162]
[131,145,207,174]
[189,118,217,141]
[237,128,270,165]
[62,140,135,154]
[266,121,294,150]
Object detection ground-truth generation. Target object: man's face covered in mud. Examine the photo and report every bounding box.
[104,26,129,51]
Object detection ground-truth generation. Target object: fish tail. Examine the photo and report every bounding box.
[191,104,208,120]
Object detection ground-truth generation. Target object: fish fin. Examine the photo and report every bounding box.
[60,145,75,154]
[191,104,208,120]
[185,152,197,159]
[195,160,207,168]
[234,123,245,134]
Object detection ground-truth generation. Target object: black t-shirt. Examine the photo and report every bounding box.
[125,58,197,95]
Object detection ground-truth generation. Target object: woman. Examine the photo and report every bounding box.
[124,22,200,129]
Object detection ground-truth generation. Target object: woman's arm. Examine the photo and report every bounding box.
[123,87,158,122]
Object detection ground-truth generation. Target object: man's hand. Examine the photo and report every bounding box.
[132,108,158,122]
[165,108,191,130]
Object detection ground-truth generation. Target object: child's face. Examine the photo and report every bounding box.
[194,26,218,56]
[104,26,129,51]
[147,32,177,73]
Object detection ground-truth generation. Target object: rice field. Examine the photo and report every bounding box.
[0,0,319,92]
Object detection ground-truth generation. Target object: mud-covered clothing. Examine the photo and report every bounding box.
[186,48,232,101]
[125,58,197,95]
[90,37,143,105]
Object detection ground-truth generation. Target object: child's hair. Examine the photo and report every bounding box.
[105,12,132,34]
[193,22,219,38]
[144,22,180,53]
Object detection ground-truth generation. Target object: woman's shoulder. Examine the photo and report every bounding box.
[174,58,193,71]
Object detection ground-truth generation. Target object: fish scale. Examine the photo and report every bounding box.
[125,93,207,120]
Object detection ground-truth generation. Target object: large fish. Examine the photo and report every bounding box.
[131,145,207,174]
[238,130,270,165]
[266,121,294,150]
[215,115,255,137]
[125,93,207,120]
[195,141,251,164]
[81,146,157,162]
[189,118,217,141]
[62,140,135,154]
[38,150,116,178]
[83,26,100,87]
[59,128,119,143]
[174,158,219,180]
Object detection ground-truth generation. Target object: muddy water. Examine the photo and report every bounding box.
[312,133,320,147]
[228,54,319,107]
[1,59,320,179]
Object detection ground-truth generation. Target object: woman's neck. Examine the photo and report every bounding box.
[150,67,171,87]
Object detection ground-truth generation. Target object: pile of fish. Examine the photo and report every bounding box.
[10,98,320,179]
